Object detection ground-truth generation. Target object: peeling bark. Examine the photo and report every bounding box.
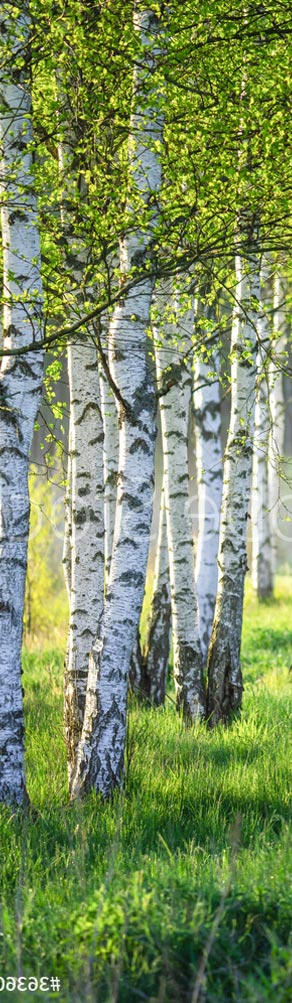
[0,7,44,803]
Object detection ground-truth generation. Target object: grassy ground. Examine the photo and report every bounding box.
[0,577,292,1002]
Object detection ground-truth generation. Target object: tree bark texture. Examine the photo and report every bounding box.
[98,323,119,590]
[193,302,222,663]
[154,282,205,721]
[143,490,171,705]
[65,342,104,785]
[251,263,273,598]
[58,117,105,785]
[129,628,145,696]
[71,6,165,798]
[207,243,259,724]
[0,7,44,804]
[268,272,286,577]
[62,452,72,601]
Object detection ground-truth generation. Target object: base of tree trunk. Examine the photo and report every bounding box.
[257,585,274,601]
[254,555,274,600]
[207,637,243,726]
[175,642,206,722]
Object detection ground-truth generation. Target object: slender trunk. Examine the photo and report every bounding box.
[71,6,165,799]
[193,299,222,663]
[65,341,104,784]
[129,482,171,703]
[251,263,273,598]
[71,302,156,799]
[142,489,171,704]
[0,8,44,803]
[207,236,259,724]
[154,283,205,721]
[58,114,104,784]
[268,272,286,576]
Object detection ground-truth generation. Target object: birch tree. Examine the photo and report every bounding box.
[0,5,44,804]
[71,4,166,799]
[207,224,259,724]
[58,103,105,783]
[251,261,273,598]
[131,485,171,705]
[64,339,104,782]
[268,271,287,578]
[154,283,205,721]
[193,297,222,663]
[142,490,171,705]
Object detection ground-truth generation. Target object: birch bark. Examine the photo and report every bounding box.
[193,300,222,663]
[154,284,205,721]
[62,453,72,601]
[268,272,286,577]
[65,340,104,784]
[98,325,119,589]
[207,235,259,724]
[251,263,273,598]
[142,489,171,704]
[58,120,104,784]
[0,7,44,803]
[71,6,165,799]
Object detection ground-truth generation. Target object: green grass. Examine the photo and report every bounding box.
[0,577,292,1002]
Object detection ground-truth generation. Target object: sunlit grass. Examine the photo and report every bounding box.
[0,577,291,1001]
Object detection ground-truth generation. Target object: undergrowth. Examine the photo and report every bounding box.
[0,577,291,1001]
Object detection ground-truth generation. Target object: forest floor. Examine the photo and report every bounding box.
[0,577,292,1002]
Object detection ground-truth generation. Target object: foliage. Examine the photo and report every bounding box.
[3,2,292,435]
[0,579,291,1001]
[1,0,289,365]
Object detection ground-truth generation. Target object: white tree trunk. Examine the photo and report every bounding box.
[154,283,205,721]
[268,272,287,576]
[65,341,104,785]
[251,264,273,598]
[207,241,259,724]
[99,324,119,589]
[58,123,105,784]
[62,452,72,601]
[143,490,171,705]
[0,8,44,804]
[71,6,165,799]
[193,302,222,663]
